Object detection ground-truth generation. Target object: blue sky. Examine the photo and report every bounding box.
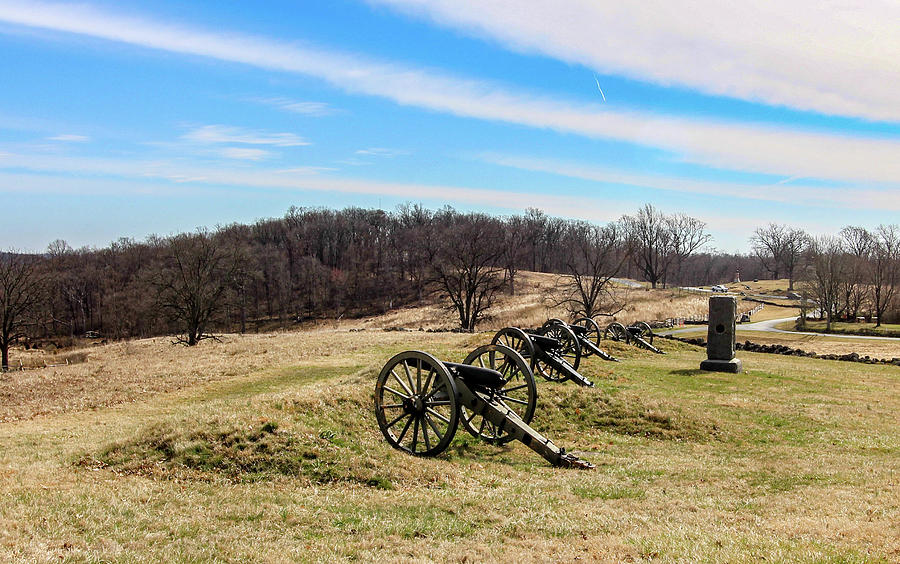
[1,0,898,252]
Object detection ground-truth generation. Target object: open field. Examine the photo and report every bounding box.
[697,279,798,296]
[778,320,900,338]
[1,326,898,562]
[740,306,801,323]
[342,272,718,333]
[670,327,900,360]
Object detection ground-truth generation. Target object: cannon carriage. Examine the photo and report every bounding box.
[541,317,618,362]
[490,326,595,387]
[604,321,665,354]
[374,345,593,468]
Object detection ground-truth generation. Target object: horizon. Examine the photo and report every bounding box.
[2,1,899,253]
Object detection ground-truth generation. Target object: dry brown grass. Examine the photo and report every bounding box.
[0,329,897,562]
[0,330,481,423]
[745,305,801,322]
[672,326,900,359]
[1,277,898,561]
[343,272,720,332]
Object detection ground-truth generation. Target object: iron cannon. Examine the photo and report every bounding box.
[541,317,618,362]
[490,326,595,387]
[374,345,593,468]
[604,321,665,354]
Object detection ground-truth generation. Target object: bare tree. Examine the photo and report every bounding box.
[839,226,873,319]
[501,215,528,295]
[1,252,46,371]
[802,236,849,331]
[668,213,712,286]
[156,230,241,346]
[556,221,629,318]
[622,204,672,289]
[751,223,786,280]
[870,224,899,327]
[622,204,709,288]
[781,227,809,291]
[395,203,437,302]
[431,213,507,332]
[750,223,808,290]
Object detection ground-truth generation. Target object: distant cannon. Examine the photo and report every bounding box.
[491,326,594,387]
[604,321,665,354]
[541,317,618,362]
[374,346,593,468]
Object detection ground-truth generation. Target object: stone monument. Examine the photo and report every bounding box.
[700,296,743,373]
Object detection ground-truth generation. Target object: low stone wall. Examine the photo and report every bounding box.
[662,335,900,366]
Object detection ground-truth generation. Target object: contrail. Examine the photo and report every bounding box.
[776,175,804,185]
[594,75,606,102]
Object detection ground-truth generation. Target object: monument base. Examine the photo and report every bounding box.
[700,358,743,373]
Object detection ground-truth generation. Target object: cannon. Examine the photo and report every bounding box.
[374,345,593,468]
[604,321,665,354]
[490,326,594,387]
[542,317,618,362]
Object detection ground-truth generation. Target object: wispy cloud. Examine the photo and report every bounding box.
[219,147,272,161]
[373,0,900,123]
[182,125,309,146]
[355,147,409,157]
[275,166,337,174]
[2,2,900,184]
[255,97,335,116]
[0,151,625,221]
[48,134,89,142]
[0,152,857,246]
[479,153,900,212]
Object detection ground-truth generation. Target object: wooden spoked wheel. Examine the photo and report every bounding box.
[490,327,536,367]
[535,323,581,381]
[459,344,537,444]
[573,317,602,356]
[634,321,654,344]
[604,322,629,343]
[374,351,459,457]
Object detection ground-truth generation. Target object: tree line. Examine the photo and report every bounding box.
[2,202,898,370]
[757,224,900,331]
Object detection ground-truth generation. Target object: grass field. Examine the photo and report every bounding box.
[740,306,800,323]
[671,326,900,360]
[780,320,900,338]
[1,327,898,562]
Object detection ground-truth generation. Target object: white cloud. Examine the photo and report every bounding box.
[219,147,271,161]
[373,0,900,123]
[355,147,408,157]
[182,125,308,146]
[256,97,335,116]
[48,134,90,142]
[2,2,900,184]
[479,153,900,212]
[0,151,625,221]
[0,152,870,249]
[275,166,337,174]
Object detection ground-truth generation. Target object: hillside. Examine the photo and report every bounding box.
[1,288,898,561]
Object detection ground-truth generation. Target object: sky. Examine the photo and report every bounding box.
[1,1,898,253]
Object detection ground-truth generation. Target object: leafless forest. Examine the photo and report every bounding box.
[1,204,897,368]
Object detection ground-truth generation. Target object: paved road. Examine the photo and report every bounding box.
[663,316,900,342]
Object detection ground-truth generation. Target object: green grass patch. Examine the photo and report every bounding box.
[571,483,646,500]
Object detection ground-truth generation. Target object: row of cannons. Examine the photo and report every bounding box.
[373,318,665,470]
